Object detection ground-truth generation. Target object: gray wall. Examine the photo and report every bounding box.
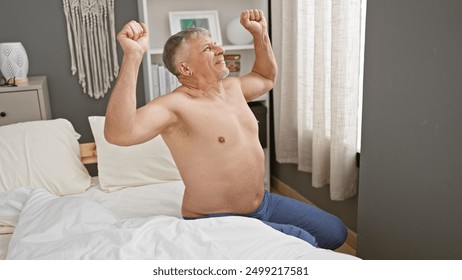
[0,0,144,144]
[357,0,462,259]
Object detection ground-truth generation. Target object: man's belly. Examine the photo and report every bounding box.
[181,183,265,218]
[170,136,266,218]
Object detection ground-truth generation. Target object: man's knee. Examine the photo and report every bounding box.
[318,216,348,250]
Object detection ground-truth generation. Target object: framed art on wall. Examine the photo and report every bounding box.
[169,10,222,45]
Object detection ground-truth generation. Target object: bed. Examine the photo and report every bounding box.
[0,117,358,260]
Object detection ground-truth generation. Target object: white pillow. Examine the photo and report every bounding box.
[0,119,92,196]
[88,116,182,192]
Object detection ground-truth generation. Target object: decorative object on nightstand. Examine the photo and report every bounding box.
[226,17,253,45]
[0,42,29,83]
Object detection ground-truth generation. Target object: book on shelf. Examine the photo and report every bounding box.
[224,54,241,77]
[149,64,181,101]
[150,64,160,100]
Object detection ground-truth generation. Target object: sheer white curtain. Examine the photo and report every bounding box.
[272,0,366,200]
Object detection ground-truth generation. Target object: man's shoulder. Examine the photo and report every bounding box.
[144,90,190,116]
[152,88,188,103]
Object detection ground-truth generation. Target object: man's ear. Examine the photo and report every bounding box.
[178,62,192,76]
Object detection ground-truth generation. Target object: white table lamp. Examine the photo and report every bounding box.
[0,42,29,83]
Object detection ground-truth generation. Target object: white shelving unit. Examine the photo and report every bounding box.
[137,0,271,189]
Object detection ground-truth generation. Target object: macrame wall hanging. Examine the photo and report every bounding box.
[63,0,119,99]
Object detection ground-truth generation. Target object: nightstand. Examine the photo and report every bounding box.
[0,76,51,126]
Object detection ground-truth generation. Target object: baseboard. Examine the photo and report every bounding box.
[270,176,357,251]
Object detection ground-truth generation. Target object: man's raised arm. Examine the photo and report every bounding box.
[239,9,278,101]
[104,21,147,146]
[104,21,173,146]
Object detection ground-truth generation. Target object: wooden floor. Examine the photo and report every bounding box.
[270,177,357,257]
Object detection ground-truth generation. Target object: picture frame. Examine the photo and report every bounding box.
[169,10,222,46]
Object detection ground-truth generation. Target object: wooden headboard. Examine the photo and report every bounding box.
[80,142,97,164]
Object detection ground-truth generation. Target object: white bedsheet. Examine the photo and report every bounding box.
[1,181,357,260]
[71,177,185,219]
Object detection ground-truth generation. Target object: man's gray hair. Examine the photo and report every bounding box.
[162,27,211,76]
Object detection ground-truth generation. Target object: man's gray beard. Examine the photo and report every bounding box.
[220,68,230,79]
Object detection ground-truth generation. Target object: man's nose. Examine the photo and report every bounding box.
[214,45,225,55]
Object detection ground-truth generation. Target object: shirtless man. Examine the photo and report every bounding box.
[105,9,347,250]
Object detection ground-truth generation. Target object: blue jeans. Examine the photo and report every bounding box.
[184,191,348,250]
